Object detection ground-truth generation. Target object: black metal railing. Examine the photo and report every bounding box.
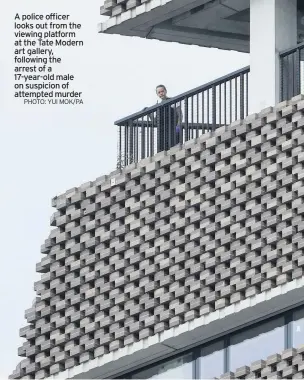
[280,42,304,101]
[115,66,250,169]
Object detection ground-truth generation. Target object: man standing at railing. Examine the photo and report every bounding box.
[155,85,183,152]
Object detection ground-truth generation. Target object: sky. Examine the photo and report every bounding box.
[0,0,249,377]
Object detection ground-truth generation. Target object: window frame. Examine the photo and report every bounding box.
[120,304,304,380]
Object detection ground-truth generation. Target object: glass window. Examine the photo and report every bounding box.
[293,308,304,348]
[200,341,224,379]
[131,353,193,379]
[229,318,285,371]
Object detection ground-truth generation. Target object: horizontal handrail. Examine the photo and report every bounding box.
[280,41,304,57]
[115,65,250,126]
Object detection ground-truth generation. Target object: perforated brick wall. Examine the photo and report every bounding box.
[11,95,304,379]
[100,0,146,18]
[224,346,304,379]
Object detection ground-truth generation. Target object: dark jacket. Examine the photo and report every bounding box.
[157,98,180,151]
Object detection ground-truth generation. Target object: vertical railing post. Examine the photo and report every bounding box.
[234,77,238,121]
[240,74,244,120]
[191,95,194,140]
[219,84,222,127]
[129,120,134,164]
[295,47,301,97]
[146,116,150,158]
[245,71,248,117]
[196,94,199,138]
[117,125,122,170]
[207,89,210,130]
[212,85,216,131]
[229,80,232,125]
[202,91,205,133]
[184,97,189,142]
[280,55,284,102]
[285,55,290,101]
[156,107,160,153]
[135,119,138,163]
[178,102,182,146]
[224,82,227,126]
[141,117,145,159]
[124,122,128,167]
[151,112,155,156]
[168,104,172,149]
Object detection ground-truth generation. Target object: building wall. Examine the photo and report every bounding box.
[124,302,304,379]
[126,340,304,379]
[11,95,304,379]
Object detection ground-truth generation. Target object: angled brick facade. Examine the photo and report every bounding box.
[225,346,304,379]
[11,96,304,379]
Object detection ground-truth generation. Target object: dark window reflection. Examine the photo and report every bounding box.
[293,309,304,348]
[200,341,224,379]
[229,318,285,371]
[130,353,193,379]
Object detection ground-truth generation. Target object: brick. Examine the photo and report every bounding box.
[13,99,304,380]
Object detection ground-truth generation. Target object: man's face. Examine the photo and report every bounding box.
[156,86,167,100]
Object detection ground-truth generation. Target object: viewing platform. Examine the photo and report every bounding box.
[115,41,304,169]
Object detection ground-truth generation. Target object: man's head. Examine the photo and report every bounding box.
[156,85,167,100]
